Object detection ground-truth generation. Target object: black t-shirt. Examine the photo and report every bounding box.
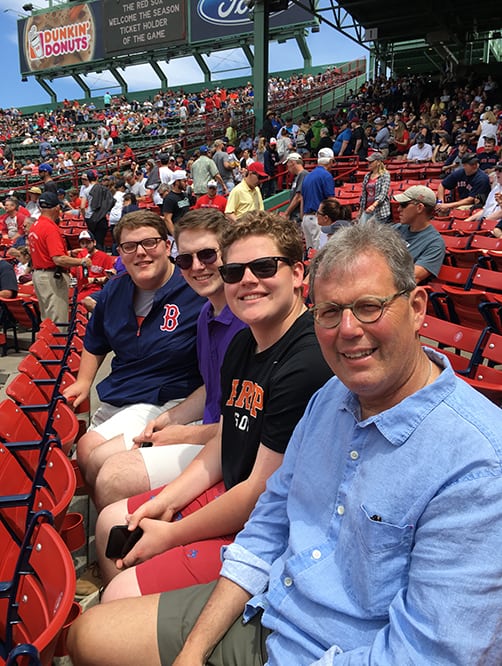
[161,191,192,225]
[220,310,333,489]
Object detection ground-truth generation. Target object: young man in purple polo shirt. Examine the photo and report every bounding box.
[89,209,246,511]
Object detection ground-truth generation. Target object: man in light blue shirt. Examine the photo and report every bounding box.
[67,223,502,666]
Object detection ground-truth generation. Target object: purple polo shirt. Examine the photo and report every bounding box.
[197,302,247,424]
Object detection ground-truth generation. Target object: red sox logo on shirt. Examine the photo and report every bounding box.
[160,304,180,332]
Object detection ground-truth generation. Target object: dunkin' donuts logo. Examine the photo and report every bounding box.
[28,21,91,61]
[196,0,289,25]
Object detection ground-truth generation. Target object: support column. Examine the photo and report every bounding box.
[253,0,269,135]
[35,76,57,105]
[72,74,91,101]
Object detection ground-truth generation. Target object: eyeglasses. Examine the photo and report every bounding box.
[219,256,293,284]
[174,248,219,270]
[312,290,409,328]
[119,237,164,254]
[398,201,418,208]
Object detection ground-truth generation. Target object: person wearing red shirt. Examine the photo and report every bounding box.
[193,181,227,213]
[0,196,29,242]
[28,192,90,323]
[71,230,116,304]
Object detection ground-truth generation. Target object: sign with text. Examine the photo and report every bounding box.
[18,2,104,75]
[190,0,314,42]
[103,0,187,55]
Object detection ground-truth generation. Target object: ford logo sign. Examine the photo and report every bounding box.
[197,0,288,26]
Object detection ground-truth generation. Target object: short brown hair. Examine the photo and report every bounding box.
[220,211,303,263]
[113,210,168,244]
[174,209,228,244]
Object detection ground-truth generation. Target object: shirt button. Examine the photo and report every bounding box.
[312,549,321,560]
[284,577,293,587]
[350,450,359,460]
[337,505,345,516]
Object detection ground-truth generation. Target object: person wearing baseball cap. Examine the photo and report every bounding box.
[282,153,308,223]
[193,179,228,213]
[301,147,335,251]
[437,152,491,214]
[191,145,227,198]
[26,185,42,219]
[394,186,445,283]
[162,170,194,236]
[39,162,58,195]
[70,230,115,306]
[28,191,91,323]
[225,161,266,222]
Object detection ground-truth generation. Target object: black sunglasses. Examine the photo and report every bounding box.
[174,248,219,270]
[219,256,293,284]
[398,200,418,208]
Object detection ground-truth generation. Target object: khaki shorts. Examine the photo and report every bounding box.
[157,581,270,666]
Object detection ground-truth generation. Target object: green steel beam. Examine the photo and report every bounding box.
[71,74,91,101]
[110,67,128,96]
[193,52,211,83]
[149,60,168,92]
[296,32,312,68]
[35,76,56,105]
[253,0,269,136]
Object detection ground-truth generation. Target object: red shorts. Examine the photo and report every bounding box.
[127,481,235,594]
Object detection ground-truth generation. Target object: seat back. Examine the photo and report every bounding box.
[419,315,487,373]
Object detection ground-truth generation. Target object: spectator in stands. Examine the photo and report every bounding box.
[161,171,194,236]
[317,127,334,152]
[477,136,499,172]
[194,180,227,213]
[38,163,57,194]
[191,146,227,197]
[475,110,498,150]
[358,153,391,224]
[389,119,410,157]
[124,169,148,199]
[393,185,445,283]
[64,210,205,487]
[262,138,279,198]
[436,154,491,213]
[25,186,42,219]
[81,211,332,604]
[28,192,91,323]
[316,197,352,245]
[465,162,502,226]
[0,257,18,298]
[212,140,236,193]
[332,119,352,156]
[282,153,308,224]
[71,230,116,305]
[432,134,452,163]
[69,221,502,666]
[372,117,390,158]
[80,170,115,251]
[406,134,433,162]
[225,162,266,222]
[442,137,470,173]
[301,147,335,252]
[0,196,28,242]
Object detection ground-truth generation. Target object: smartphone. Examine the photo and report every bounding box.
[105,525,144,559]
[140,441,153,448]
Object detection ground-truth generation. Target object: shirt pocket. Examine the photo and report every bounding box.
[341,504,414,616]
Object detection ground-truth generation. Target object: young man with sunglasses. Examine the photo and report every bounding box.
[87,211,332,604]
[89,209,246,510]
[64,210,205,492]
[70,223,502,666]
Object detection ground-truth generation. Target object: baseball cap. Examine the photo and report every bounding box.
[57,188,66,195]
[172,170,187,181]
[269,138,277,145]
[461,153,479,165]
[394,185,436,207]
[367,152,384,162]
[247,161,267,178]
[207,179,218,188]
[38,192,60,208]
[374,117,386,125]
[494,162,502,172]
[416,134,425,143]
[86,169,98,180]
[79,230,94,240]
[38,163,53,174]
[318,147,334,160]
[226,146,235,154]
[28,186,42,195]
[285,153,303,162]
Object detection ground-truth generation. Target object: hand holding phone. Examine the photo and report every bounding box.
[105,525,144,559]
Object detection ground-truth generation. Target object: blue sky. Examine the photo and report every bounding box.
[0,0,367,109]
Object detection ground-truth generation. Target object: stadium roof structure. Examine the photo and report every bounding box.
[308,0,502,74]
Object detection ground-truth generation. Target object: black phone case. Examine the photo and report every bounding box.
[105,525,144,559]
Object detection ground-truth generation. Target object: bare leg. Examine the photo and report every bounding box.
[85,433,127,489]
[67,594,162,666]
[76,430,107,484]
[94,449,150,512]
[96,499,130,584]
[100,566,142,602]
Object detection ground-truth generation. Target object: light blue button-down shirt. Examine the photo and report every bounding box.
[221,349,502,665]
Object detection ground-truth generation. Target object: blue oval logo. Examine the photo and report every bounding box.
[197,0,288,26]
